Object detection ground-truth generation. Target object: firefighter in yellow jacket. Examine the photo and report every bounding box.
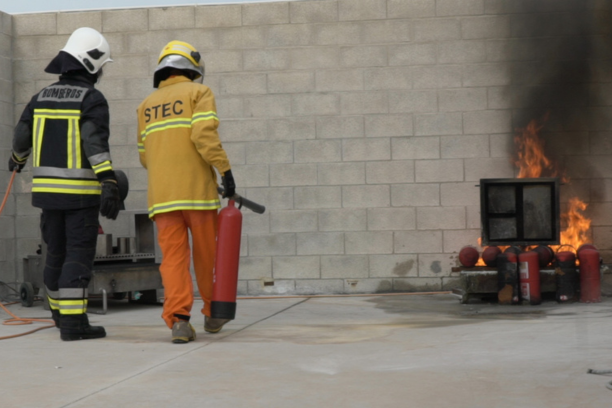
[137,41,235,343]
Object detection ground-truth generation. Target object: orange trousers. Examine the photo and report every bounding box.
[154,210,218,329]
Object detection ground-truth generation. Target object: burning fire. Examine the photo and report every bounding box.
[555,197,591,252]
[476,115,591,263]
[513,115,567,183]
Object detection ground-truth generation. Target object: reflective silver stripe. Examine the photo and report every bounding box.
[88,152,111,166]
[33,167,97,180]
[14,148,32,158]
[59,288,88,298]
[35,111,80,118]
[59,304,87,311]
[70,119,78,169]
[45,286,59,299]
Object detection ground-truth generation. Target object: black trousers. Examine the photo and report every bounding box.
[41,206,99,292]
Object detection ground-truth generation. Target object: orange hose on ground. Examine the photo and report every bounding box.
[0,169,55,340]
[1,301,55,340]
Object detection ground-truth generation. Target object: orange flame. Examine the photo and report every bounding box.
[514,116,590,254]
[552,197,591,253]
[475,116,591,262]
[513,116,568,183]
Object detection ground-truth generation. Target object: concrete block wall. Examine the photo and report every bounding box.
[6,0,612,293]
[0,11,15,285]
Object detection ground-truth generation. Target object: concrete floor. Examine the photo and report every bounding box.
[1,293,611,408]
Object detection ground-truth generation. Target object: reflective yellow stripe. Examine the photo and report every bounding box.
[92,160,112,174]
[58,298,88,315]
[148,199,221,217]
[34,109,81,119]
[75,119,82,168]
[48,296,59,311]
[192,111,219,124]
[59,299,88,306]
[34,117,45,167]
[67,119,74,168]
[141,118,192,141]
[33,178,101,195]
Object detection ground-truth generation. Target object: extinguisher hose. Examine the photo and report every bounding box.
[0,169,56,340]
[217,187,265,214]
[587,369,612,391]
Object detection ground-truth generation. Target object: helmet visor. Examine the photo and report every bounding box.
[155,54,203,79]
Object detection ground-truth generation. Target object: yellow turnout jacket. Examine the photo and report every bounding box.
[137,76,231,218]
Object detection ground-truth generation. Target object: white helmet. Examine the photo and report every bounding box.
[61,27,112,74]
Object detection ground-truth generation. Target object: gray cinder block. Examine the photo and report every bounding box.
[321,255,368,278]
[369,254,418,278]
[318,208,367,232]
[391,183,440,207]
[367,207,416,231]
[290,0,338,23]
[273,256,321,279]
[416,206,466,230]
[196,5,242,28]
[416,159,464,182]
[394,230,443,254]
[242,2,289,26]
[102,9,148,32]
[149,7,195,31]
[345,231,393,254]
[387,0,436,18]
[338,0,386,21]
[270,210,318,233]
[13,13,56,36]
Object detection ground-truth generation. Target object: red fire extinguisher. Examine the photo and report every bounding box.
[211,200,242,320]
[519,251,541,305]
[579,248,601,303]
[211,190,266,320]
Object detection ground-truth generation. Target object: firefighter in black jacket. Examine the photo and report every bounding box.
[9,27,120,341]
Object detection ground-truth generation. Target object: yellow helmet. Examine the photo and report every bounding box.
[154,40,204,88]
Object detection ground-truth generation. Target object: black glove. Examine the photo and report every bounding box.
[8,154,25,173]
[100,180,121,220]
[222,169,236,198]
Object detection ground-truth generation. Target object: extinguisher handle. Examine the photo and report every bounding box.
[217,187,266,214]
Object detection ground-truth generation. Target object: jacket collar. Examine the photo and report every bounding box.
[158,76,192,89]
[59,73,97,87]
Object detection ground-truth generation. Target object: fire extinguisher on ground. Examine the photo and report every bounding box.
[210,188,266,320]
[579,248,601,303]
[519,251,541,305]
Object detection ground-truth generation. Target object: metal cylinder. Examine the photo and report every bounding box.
[519,251,541,305]
[579,248,601,303]
[497,252,519,305]
[482,246,501,267]
[533,245,554,268]
[211,200,243,320]
[554,251,578,303]
[459,246,479,267]
[117,237,130,254]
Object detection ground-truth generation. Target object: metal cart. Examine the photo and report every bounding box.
[21,210,164,314]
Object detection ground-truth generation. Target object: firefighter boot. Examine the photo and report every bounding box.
[205,317,230,334]
[60,314,106,341]
[51,309,60,328]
